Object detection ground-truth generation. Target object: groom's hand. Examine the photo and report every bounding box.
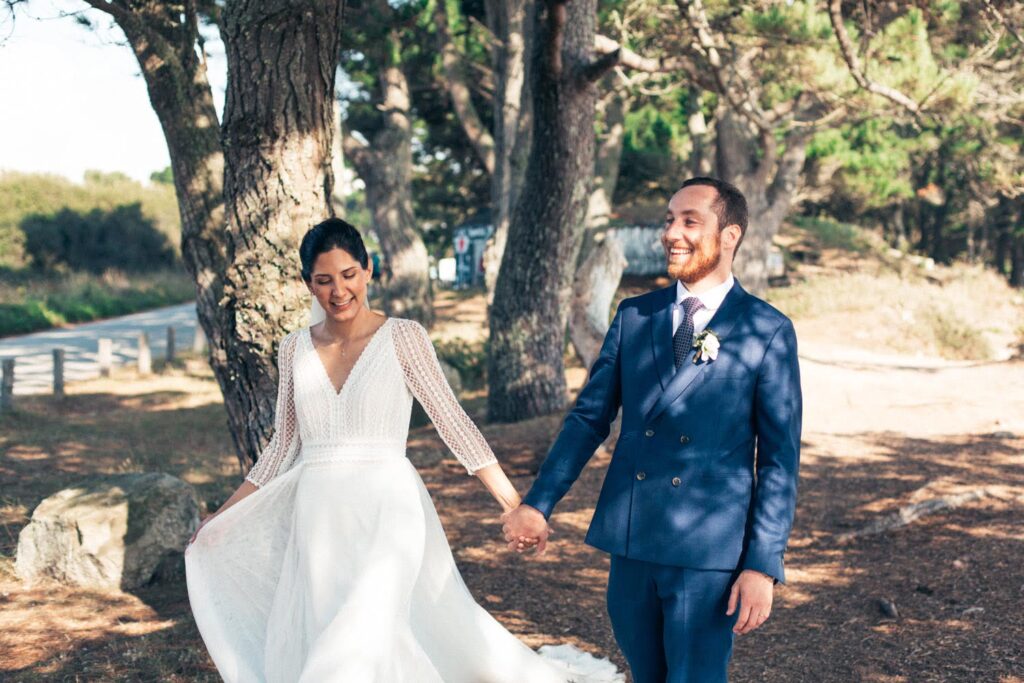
[727,569,775,635]
[501,504,552,555]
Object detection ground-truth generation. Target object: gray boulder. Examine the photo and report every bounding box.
[16,472,199,591]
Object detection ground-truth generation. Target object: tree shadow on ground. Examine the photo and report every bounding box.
[3,380,1022,682]
[415,423,1023,683]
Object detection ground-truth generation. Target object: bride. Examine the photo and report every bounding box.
[185,218,615,682]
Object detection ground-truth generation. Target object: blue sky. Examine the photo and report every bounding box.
[0,1,227,184]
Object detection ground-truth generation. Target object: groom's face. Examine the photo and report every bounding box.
[662,185,724,284]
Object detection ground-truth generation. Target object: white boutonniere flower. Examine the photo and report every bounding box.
[692,329,721,364]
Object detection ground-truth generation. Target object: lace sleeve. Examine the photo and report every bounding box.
[393,319,498,474]
[245,331,301,487]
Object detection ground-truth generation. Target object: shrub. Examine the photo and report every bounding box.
[434,339,488,389]
[22,204,177,274]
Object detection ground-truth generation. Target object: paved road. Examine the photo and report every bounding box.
[0,303,200,395]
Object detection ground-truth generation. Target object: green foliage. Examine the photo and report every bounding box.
[433,337,487,389]
[0,171,181,269]
[807,120,918,211]
[0,269,194,337]
[150,166,175,185]
[22,204,177,273]
[615,99,690,204]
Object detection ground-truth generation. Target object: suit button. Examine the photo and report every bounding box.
[679,435,691,444]
[671,477,682,487]
[645,429,655,437]
[636,471,646,481]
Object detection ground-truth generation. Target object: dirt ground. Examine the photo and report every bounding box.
[1,288,1022,682]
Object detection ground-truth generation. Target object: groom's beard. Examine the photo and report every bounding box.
[667,230,722,283]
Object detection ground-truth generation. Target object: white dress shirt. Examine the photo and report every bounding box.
[671,274,735,340]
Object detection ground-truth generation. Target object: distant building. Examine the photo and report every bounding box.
[452,214,494,289]
[449,218,669,287]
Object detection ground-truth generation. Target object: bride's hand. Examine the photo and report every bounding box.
[187,513,218,549]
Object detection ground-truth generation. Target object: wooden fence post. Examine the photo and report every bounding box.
[1,359,13,412]
[166,326,176,363]
[138,332,152,376]
[192,325,207,354]
[98,338,113,377]
[53,349,65,396]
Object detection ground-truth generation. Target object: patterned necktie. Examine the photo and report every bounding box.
[673,297,705,369]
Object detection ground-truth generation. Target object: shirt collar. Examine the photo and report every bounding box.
[676,273,735,312]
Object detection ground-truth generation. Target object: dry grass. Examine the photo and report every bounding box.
[769,222,1024,361]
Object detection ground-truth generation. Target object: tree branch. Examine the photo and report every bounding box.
[434,0,495,174]
[827,0,921,116]
[983,0,1024,47]
[81,0,135,27]
[580,46,620,83]
[593,34,697,76]
[341,128,374,172]
[676,0,773,135]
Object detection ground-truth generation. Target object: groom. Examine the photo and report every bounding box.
[503,177,801,682]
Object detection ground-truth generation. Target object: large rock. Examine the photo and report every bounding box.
[16,472,199,590]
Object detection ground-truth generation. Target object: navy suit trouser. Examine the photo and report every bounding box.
[606,555,738,683]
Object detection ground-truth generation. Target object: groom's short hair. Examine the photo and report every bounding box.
[679,177,748,249]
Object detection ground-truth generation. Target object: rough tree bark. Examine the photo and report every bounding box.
[482,0,534,300]
[342,21,433,326]
[568,83,630,367]
[76,1,346,469]
[487,0,618,422]
[714,108,811,295]
[585,84,630,231]
[216,0,345,465]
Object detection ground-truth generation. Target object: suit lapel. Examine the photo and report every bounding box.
[644,280,752,425]
[648,285,677,391]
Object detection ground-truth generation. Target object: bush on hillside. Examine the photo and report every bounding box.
[22,204,177,273]
[0,171,180,269]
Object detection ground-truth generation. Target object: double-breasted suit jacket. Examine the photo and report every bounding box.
[523,279,801,582]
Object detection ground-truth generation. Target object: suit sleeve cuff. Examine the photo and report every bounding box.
[741,548,786,585]
[521,488,555,520]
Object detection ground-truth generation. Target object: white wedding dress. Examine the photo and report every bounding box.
[185,318,620,682]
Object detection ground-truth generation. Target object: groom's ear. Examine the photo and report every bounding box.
[722,224,742,254]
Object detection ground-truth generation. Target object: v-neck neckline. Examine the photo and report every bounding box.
[305,318,391,398]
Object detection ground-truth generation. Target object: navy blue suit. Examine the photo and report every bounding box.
[523,280,801,682]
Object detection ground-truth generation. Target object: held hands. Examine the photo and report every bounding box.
[500,504,552,555]
[727,569,775,635]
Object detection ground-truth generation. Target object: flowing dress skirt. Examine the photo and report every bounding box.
[185,446,571,682]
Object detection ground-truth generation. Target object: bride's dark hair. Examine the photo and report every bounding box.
[299,218,369,282]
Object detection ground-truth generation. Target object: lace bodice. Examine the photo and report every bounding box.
[245,318,497,487]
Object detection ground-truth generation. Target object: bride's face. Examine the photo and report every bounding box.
[307,247,373,322]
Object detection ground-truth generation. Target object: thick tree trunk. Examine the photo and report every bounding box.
[217,1,344,466]
[993,197,1012,274]
[569,237,627,370]
[487,0,609,422]
[714,109,809,297]
[1011,234,1024,288]
[111,9,228,384]
[82,1,346,470]
[343,31,433,326]
[483,0,534,300]
[585,86,629,230]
